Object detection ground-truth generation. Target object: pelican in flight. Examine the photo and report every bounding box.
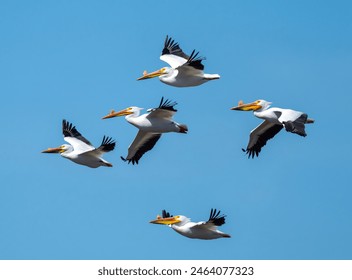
[42,120,116,168]
[231,99,314,158]
[137,35,220,87]
[150,209,231,240]
[102,97,188,164]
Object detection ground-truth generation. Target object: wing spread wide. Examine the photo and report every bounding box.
[160,36,205,71]
[147,97,177,120]
[62,119,94,153]
[162,35,189,59]
[82,136,116,157]
[121,131,161,165]
[192,208,226,231]
[178,49,205,71]
[244,120,283,158]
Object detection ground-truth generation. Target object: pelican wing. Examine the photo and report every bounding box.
[279,111,308,137]
[147,97,177,120]
[81,136,116,157]
[244,120,283,158]
[192,209,226,231]
[62,119,94,153]
[160,35,188,68]
[162,210,173,218]
[177,49,205,71]
[122,131,162,165]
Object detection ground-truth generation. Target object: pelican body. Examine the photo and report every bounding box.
[102,97,187,164]
[42,120,116,168]
[137,35,220,87]
[150,209,231,240]
[231,100,314,158]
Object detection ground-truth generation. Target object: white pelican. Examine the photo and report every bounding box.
[137,35,220,87]
[42,120,116,168]
[102,97,188,165]
[231,99,314,158]
[150,209,231,240]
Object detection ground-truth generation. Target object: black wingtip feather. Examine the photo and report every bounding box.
[187,49,205,70]
[208,208,226,226]
[62,119,79,138]
[244,124,283,159]
[100,136,116,152]
[162,210,173,218]
[158,96,177,111]
[121,156,138,165]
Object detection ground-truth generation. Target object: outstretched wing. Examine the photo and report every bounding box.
[193,208,227,230]
[147,97,177,120]
[162,35,189,59]
[82,136,116,157]
[175,49,205,80]
[121,131,162,165]
[62,119,94,153]
[243,120,283,158]
[160,35,190,68]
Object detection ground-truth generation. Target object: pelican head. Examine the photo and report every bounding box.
[230,99,272,111]
[102,107,143,119]
[137,67,170,80]
[42,144,71,154]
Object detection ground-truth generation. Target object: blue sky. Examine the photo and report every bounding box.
[0,0,351,260]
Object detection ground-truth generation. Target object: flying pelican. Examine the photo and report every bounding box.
[137,35,220,87]
[231,99,314,158]
[42,120,116,168]
[102,97,188,164]
[150,209,231,240]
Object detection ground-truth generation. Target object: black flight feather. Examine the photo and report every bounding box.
[158,96,177,112]
[208,208,226,226]
[185,49,205,70]
[162,35,189,59]
[62,119,92,146]
[99,136,116,152]
[162,210,173,218]
[244,124,283,158]
[122,134,161,165]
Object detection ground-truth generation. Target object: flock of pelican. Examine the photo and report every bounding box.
[42,36,314,240]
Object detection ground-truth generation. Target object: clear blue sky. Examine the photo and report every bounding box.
[0,0,351,260]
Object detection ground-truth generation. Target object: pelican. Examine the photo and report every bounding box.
[231,99,314,158]
[102,97,188,164]
[137,35,220,87]
[150,209,231,240]
[42,120,116,168]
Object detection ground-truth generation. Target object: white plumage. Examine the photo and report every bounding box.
[231,99,314,158]
[102,97,187,164]
[42,120,116,168]
[137,35,220,87]
[150,209,231,240]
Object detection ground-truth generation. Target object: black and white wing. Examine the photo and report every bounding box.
[147,97,178,120]
[160,35,189,68]
[121,131,162,165]
[175,49,205,81]
[82,136,116,157]
[193,208,227,230]
[243,120,283,158]
[62,119,95,153]
[162,210,173,218]
[280,112,308,137]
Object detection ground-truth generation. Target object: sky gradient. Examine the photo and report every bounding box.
[0,0,351,259]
